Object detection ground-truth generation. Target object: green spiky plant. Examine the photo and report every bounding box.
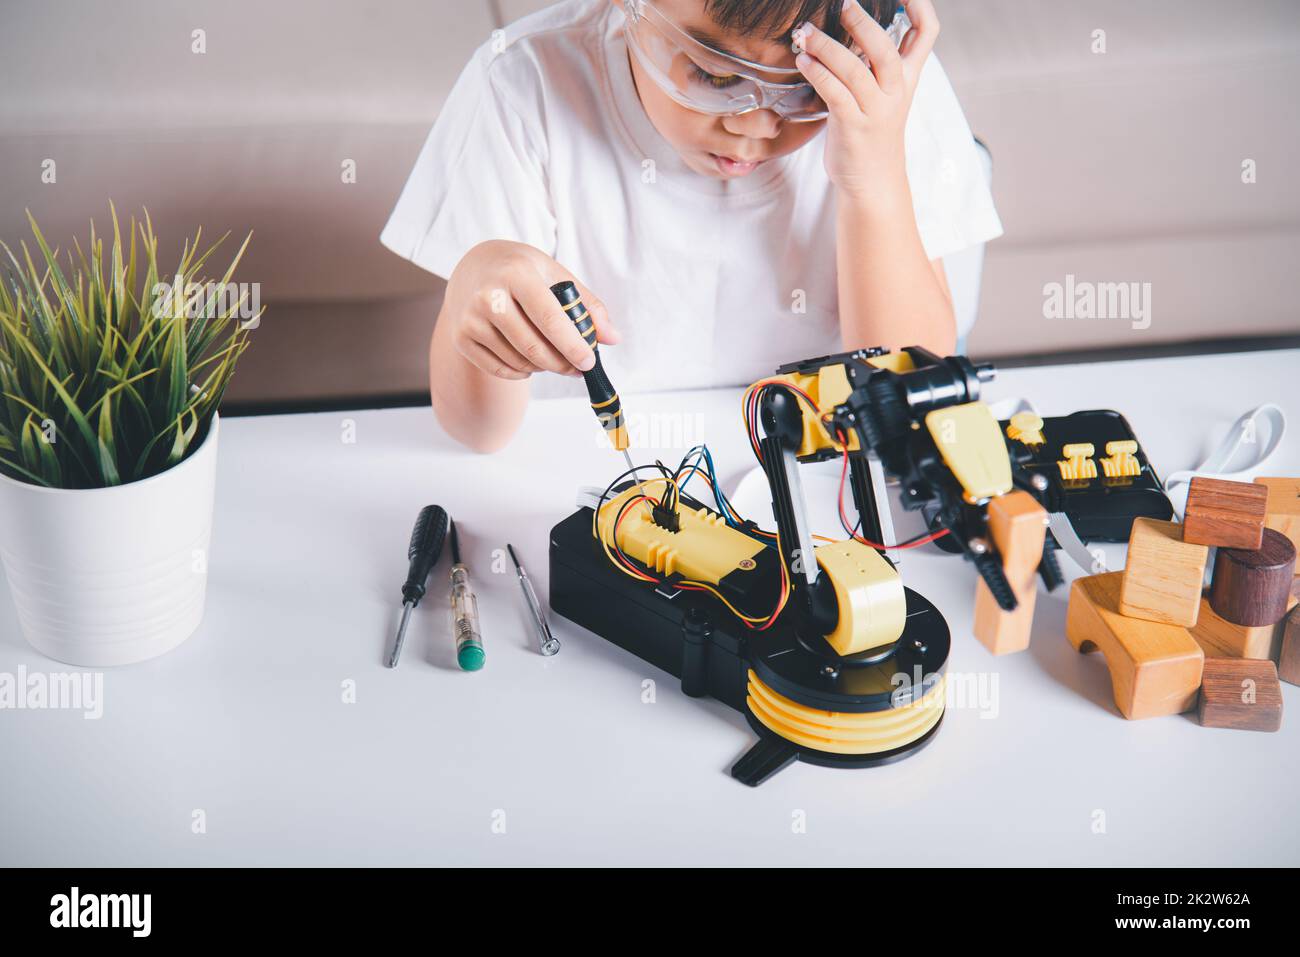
[0,208,255,488]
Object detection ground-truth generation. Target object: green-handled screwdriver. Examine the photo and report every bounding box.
[386,504,448,668]
[550,280,637,480]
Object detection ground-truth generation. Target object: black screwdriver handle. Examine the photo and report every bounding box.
[403,505,449,605]
[550,280,628,451]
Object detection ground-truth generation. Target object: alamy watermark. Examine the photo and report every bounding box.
[152,276,262,330]
[892,667,1000,719]
[1043,274,1151,330]
[0,666,103,719]
[50,887,150,937]
[594,411,705,450]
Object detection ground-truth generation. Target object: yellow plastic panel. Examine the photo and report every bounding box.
[597,487,763,585]
[814,539,906,655]
[924,402,1013,502]
[747,671,946,755]
[773,365,861,458]
[776,352,918,457]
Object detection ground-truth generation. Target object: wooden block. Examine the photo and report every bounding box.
[1183,476,1267,549]
[1254,477,1300,576]
[1279,606,1300,685]
[1208,528,1296,626]
[1197,657,1283,731]
[1189,593,1298,660]
[973,491,1047,655]
[1119,518,1208,626]
[1065,572,1204,719]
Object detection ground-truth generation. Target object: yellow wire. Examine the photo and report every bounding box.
[593,431,850,629]
[593,476,790,626]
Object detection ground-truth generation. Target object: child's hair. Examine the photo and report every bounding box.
[703,0,897,46]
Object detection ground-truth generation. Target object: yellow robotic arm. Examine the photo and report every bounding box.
[751,347,1038,656]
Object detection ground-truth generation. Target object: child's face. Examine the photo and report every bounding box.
[617,0,828,179]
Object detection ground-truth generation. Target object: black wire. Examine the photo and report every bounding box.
[595,461,674,518]
[602,451,704,582]
[653,458,677,514]
[606,480,773,622]
[838,503,949,548]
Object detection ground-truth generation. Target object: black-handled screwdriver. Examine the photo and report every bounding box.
[386,504,449,668]
[550,281,637,480]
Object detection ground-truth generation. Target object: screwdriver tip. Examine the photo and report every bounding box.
[506,543,521,570]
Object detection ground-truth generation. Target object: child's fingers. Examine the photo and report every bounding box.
[840,0,904,95]
[512,275,598,372]
[488,282,574,374]
[795,50,858,118]
[898,0,940,78]
[474,322,539,376]
[794,21,879,113]
[573,278,619,345]
[459,338,531,381]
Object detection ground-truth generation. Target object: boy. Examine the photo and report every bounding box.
[381,0,1001,451]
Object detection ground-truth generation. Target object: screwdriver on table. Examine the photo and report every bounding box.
[386,504,449,668]
[448,520,485,672]
[507,543,559,657]
[550,281,637,481]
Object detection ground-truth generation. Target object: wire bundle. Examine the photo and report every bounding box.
[743,378,949,551]
[591,376,954,633]
[592,447,791,629]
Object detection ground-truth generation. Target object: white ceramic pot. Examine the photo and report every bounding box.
[0,415,220,666]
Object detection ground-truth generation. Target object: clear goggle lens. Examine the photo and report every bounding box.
[623,1,908,123]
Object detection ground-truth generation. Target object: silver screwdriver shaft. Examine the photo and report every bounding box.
[507,544,560,656]
[387,602,415,668]
[385,505,449,669]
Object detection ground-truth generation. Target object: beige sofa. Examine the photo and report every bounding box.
[1,0,1296,405]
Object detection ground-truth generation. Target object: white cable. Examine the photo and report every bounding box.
[1162,404,1287,518]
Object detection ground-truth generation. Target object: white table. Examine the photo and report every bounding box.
[1,350,1296,866]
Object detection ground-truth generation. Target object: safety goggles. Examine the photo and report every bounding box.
[622,0,908,123]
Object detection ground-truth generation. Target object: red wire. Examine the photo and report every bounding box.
[834,428,951,551]
[613,489,787,631]
[612,496,658,581]
[746,379,820,464]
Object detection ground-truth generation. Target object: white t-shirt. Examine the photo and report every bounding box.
[381,0,1002,397]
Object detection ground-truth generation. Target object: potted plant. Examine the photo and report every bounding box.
[0,208,255,665]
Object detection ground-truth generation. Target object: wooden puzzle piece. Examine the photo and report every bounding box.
[973,491,1048,655]
[1119,517,1208,626]
[1197,657,1283,731]
[1207,528,1296,627]
[1183,476,1267,549]
[1189,593,1298,660]
[1279,605,1300,686]
[1066,572,1204,719]
[1253,477,1300,576]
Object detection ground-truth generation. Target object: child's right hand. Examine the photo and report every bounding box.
[442,240,619,381]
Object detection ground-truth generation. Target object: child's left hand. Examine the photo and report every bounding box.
[794,0,939,204]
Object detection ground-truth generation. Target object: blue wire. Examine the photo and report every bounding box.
[674,443,777,548]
